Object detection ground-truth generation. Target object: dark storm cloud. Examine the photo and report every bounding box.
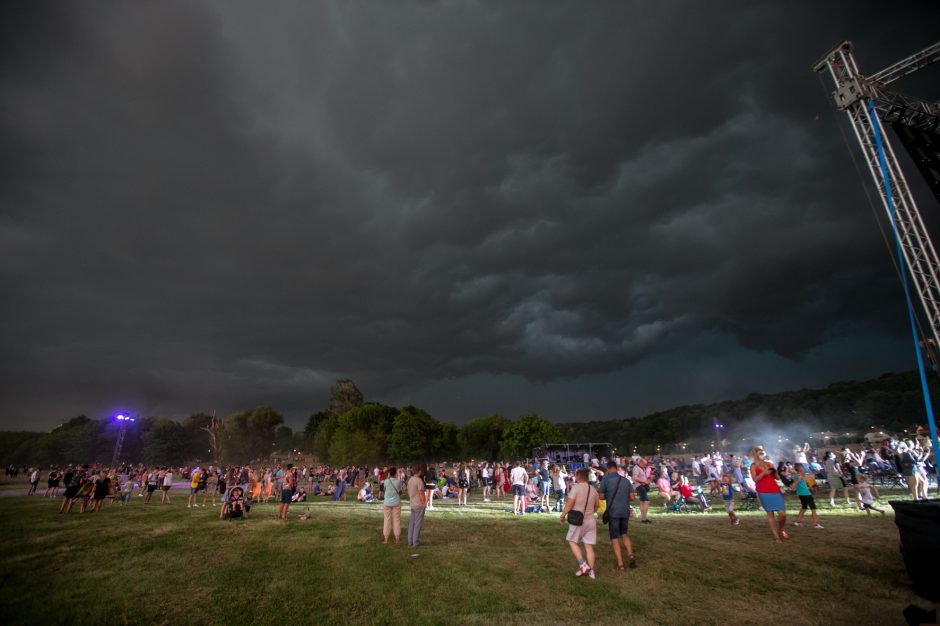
[2,1,938,428]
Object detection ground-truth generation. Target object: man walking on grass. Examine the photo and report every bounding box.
[631,457,652,524]
[598,461,637,570]
[510,461,529,515]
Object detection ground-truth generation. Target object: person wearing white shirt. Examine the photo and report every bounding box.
[510,462,529,515]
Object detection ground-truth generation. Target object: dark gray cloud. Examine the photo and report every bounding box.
[2,1,938,429]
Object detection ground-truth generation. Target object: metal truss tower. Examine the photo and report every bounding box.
[814,40,940,466]
[814,41,940,346]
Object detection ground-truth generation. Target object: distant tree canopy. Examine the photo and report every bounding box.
[0,372,934,466]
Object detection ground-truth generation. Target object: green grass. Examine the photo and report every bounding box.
[0,485,935,626]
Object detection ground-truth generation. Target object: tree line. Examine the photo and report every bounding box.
[0,380,562,467]
[0,371,932,467]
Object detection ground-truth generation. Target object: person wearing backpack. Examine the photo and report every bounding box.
[382,466,403,544]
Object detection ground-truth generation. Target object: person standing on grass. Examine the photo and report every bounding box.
[559,468,600,579]
[494,463,506,501]
[791,464,823,529]
[424,464,437,510]
[824,451,850,507]
[278,464,296,520]
[160,467,173,504]
[481,463,492,502]
[59,465,82,513]
[382,466,402,544]
[188,467,202,509]
[510,461,529,516]
[598,461,636,570]
[750,447,788,544]
[120,474,134,505]
[91,470,110,512]
[407,465,426,547]
[856,474,886,516]
[26,467,40,496]
[720,474,739,525]
[539,460,552,511]
[631,457,652,524]
[457,464,470,506]
[203,470,218,507]
[45,467,61,498]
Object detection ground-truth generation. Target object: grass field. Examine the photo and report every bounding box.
[0,482,936,626]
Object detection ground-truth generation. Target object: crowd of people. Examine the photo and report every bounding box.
[7,434,935,579]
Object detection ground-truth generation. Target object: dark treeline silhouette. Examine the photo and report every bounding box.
[558,370,934,452]
[0,372,932,466]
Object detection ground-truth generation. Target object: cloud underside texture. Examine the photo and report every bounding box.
[2,1,939,426]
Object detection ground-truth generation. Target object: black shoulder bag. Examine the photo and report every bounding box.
[601,475,624,525]
[566,484,591,526]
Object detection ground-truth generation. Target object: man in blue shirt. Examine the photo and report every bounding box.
[597,461,637,570]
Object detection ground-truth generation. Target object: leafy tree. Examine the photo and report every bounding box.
[142,418,187,465]
[499,413,562,460]
[457,414,511,460]
[275,425,294,453]
[303,410,331,450]
[329,379,364,417]
[387,406,443,464]
[221,407,284,462]
[327,403,397,465]
[312,414,340,462]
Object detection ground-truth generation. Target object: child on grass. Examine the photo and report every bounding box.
[720,474,739,526]
[791,463,824,529]
[856,475,885,516]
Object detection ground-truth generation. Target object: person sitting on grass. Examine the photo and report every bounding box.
[292,487,307,503]
[357,483,374,503]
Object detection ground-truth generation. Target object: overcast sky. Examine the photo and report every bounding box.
[2,1,939,431]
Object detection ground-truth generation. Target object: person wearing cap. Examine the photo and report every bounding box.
[188,467,202,509]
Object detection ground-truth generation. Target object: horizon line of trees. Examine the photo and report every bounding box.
[0,380,562,468]
[0,371,933,467]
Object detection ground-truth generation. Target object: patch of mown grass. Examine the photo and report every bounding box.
[1,490,937,625]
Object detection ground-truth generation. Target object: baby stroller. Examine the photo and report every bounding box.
[740,488,759,511]
[665,496,692,513]
[224,486,246,520]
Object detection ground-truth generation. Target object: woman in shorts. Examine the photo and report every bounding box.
[202,470,219,507]
[559,468,599,579]
[457,464,470,506]
[750,447,788,544]
[494,463,505,501]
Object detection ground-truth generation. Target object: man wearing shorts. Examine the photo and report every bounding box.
[510,461,528,516]
[539,461,551,510]
[188,467,202,508]
[598,461,636,569]
[631,458,652,524]
[278,464,296,520]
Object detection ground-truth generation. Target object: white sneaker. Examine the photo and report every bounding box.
[814,524,825,529]
[792,522,800,526]
[588,569,595,580]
